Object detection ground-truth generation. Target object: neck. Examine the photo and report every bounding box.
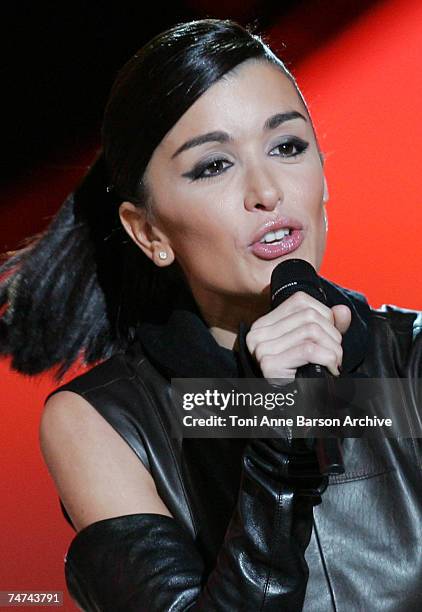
[208,325,240,351]
[189,286,270,351]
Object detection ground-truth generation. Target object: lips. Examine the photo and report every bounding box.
[247,216,305,260]
[248,216,304,246]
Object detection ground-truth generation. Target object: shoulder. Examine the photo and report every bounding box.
[44,342,158,423]
[326,277,422,372]
[44,350,136,404]
[364,303,422,377]
[40,350,146,473]
[40,348,174,531]
[44,336,162,406]
[369,303,422,340]
[325,277,421,337]
[41,352,132,442]
[42,348,155,475]
[42,338,177,479]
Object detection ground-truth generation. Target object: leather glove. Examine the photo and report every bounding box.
[64,438,327,611]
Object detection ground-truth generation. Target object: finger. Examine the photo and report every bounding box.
[261,343,341,378]
[247,308,342,354]
[252,323,343,367]
[273,309,343,345]
[332,304,352,335]
[251,291,334,331]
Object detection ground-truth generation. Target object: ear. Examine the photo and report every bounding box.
[323,175,329,203]
[119,201,175,267]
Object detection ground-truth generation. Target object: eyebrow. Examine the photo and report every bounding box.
[171,110,308,159]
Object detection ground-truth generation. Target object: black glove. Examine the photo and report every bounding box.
[64,437,327,611]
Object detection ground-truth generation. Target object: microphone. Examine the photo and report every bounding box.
[270,258,345,476]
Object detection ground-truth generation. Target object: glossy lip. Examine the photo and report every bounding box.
[248,216,304,246]
[250,229,304,260]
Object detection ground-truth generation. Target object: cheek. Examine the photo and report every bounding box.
[318,210,327,247]
[157,200,232,261]
[160,208,246,292]
[295,163,327,264]
[314,201,328,271]
[315,234,327,271]
[299,164,325,210]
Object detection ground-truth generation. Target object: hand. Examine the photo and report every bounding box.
[246,291,352,380]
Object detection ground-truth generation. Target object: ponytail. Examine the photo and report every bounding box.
[1,19,325,382]
[0,150,183,381]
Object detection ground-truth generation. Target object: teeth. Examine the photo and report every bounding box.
[260,228,290,243]
[275,229,289,240]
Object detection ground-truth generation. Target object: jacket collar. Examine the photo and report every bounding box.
[134,277,371,379]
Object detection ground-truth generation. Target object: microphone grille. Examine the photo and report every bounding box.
[270,258,327,307]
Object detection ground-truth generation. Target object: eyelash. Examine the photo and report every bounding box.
[184,137,309,182]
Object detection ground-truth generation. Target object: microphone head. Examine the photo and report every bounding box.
[270,258,327,308]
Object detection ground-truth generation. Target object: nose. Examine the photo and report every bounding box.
[243,164,283,212]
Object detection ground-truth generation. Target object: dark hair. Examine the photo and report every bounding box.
[0,18,325,381]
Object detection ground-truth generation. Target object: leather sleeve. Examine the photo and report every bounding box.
[64,439,327,612]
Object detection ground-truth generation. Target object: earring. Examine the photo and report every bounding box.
[158,251,168,260]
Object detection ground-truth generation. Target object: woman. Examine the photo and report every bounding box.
[1,18,421,611]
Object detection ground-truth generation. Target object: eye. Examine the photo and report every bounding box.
[183,157,233,182]
[269,137,309,158]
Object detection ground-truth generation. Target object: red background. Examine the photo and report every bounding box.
[1,0,421,608]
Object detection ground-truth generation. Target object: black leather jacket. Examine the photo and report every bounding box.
[46,277,422,611]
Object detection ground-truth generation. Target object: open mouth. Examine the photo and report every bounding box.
[259,228,292,245]
[250,228,304,260]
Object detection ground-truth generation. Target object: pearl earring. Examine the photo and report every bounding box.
[158,251,168,260]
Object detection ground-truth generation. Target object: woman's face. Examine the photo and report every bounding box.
[139,59,328,313]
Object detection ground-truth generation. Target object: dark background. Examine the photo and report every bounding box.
[2,0,381,188]
[3,3,422,608]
